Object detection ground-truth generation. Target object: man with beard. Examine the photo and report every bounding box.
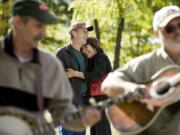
[102,5,180,135]
[0,0,100,134]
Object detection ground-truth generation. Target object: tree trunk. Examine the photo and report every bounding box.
[0,0,11,36]
[94,19,101,43]
[113,17,124,70]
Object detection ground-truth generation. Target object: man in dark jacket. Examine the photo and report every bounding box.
[56,22,93,135]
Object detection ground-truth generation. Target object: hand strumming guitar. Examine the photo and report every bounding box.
[101,72,146,96]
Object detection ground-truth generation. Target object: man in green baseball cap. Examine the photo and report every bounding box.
[0,0,101,134]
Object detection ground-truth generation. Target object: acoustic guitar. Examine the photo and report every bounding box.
[105,65,180,134]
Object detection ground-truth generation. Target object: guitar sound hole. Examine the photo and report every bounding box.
[157,84,170,95]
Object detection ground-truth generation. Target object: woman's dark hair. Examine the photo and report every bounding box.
[84,37,103,53]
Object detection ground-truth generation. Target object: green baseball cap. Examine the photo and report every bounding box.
[12,0,59,24]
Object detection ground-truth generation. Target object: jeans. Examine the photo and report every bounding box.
[60,127,85,135]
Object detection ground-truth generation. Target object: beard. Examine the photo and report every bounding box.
[171,34,180,48]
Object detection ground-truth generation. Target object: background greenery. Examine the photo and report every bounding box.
[0,0,180,68]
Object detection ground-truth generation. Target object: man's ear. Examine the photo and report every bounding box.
[71,31,76,39]
[14,16,22,26]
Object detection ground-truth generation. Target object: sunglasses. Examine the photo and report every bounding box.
[163,22,180,34]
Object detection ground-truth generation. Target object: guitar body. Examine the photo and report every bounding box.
[109,65,180,134]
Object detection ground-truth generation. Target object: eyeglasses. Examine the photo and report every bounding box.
[163,22,180,34]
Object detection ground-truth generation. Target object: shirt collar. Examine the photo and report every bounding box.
[3,32,39,64]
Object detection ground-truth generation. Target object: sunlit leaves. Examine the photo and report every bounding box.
[0,0,11,36]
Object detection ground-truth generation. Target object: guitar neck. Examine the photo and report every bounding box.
[96,87,145,111]
[60,87,145,125]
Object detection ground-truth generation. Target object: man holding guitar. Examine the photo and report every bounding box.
[0,0,100,134]
[102,5,180,135]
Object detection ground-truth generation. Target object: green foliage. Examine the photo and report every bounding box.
[0,0,11,36]
[41,24,70,53]
[40,0,73,52]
